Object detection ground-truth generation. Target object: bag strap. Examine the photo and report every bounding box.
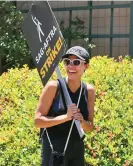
[40,82,87,144]
[46,79,83,155]
[63,82,83,154]
[84,82,88,100]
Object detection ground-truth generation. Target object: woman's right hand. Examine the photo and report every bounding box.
[66,103,78,120]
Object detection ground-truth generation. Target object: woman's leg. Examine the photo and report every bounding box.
[41,136,51,166]
[67,140,84,166]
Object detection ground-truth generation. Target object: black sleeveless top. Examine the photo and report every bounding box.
[44,79,88,141]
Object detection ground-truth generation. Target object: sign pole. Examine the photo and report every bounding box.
[55,67,85,138]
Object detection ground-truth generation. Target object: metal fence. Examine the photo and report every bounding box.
[17,1,133,59]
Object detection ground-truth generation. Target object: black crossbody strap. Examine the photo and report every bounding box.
[46,78,83,155]
[58,78,67,109]
[84,83,88,100]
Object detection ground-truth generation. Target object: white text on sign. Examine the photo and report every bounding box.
[40,36,63,79]
[35,26,57,64]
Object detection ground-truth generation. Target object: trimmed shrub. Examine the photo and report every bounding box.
[84,56,133,166]
[0,65,41,166]
[0,56,133,166]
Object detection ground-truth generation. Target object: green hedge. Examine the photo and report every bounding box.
[0,56,133,166]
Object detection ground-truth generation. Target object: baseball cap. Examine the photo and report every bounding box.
[62,46,90,63]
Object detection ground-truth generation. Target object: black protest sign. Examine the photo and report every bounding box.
[22,1,66,86]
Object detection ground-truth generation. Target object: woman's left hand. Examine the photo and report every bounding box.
[73,109,84,122]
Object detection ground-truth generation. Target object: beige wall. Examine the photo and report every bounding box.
[17,1,130,58]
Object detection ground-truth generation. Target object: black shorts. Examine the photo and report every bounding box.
[41,136,84,166]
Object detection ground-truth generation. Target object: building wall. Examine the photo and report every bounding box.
[17,1,131,58]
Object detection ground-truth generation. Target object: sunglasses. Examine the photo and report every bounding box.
[63,58,85,66]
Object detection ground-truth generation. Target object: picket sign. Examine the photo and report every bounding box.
[22,1,84,138]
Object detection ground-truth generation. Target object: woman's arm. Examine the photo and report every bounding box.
[34,80,77,128]
[81,84,95,133]
[72,84,95,133]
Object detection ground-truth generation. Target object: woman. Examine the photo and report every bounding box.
[34,46,95,166]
